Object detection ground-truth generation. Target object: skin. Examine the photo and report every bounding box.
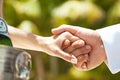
[8,25,91,64]
[52,24,107,71]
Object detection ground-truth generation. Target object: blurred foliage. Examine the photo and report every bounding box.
[51,0,105,29]
[3,0,120,80]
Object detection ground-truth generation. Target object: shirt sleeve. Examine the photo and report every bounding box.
[96,24,120,74]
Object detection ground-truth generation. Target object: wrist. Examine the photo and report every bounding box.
[36,36,54,53]
[95,31,107,61]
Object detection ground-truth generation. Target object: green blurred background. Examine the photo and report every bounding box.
[3,0,120,80]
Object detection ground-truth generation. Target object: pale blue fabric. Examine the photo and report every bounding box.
[97,24,120,74]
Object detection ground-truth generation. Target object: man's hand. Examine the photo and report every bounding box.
[52,24,107,70]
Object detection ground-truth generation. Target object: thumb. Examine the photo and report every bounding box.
[52,24,78,35]
[56,49,77,64]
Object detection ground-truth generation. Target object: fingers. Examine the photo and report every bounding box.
[70,45,91,71]
[55,48,78,64]
[73,54,89,70]
[64,40,85,53]
[62,39,71,49]
[56,31,80,48]
[63,32,79,42]
[52,30,91,66]
[70,45,91,57]
[53,31,83,64]
[52,24,79,35]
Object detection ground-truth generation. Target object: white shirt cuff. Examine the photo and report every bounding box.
[96,24,120,74]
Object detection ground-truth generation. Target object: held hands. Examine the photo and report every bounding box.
[42,31,90,64]
[43,31,91,68]
[63,38,91,70]
[52,24,107,71]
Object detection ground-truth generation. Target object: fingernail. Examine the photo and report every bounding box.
[71,55,77,64]
[86,45,91,49]
[82,63,87,69]
[79,40,84,44]
[52,28,57,31]
[84,54,89,62]
[84,54,88,57]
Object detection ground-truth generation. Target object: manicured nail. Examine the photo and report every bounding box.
[71,55,77,64]
[52,28,57,31]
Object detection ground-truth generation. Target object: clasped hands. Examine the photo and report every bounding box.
[51,24,107,71]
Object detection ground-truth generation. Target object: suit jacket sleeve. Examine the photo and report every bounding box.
[96,24,120,74]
